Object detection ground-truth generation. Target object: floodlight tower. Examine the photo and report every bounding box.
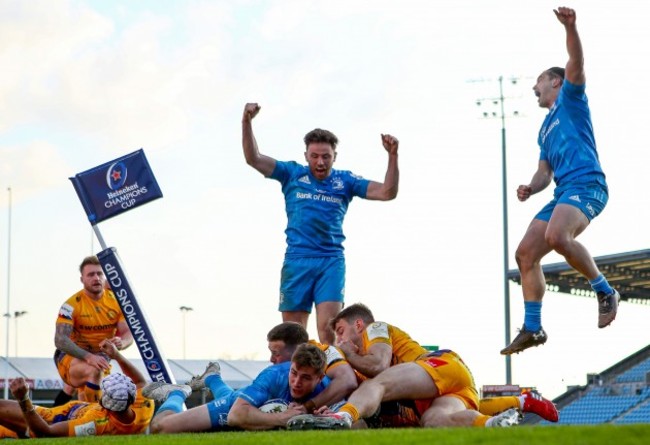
[475,76,523,384]
[3,187,12,399]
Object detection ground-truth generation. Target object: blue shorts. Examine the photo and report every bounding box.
[279,256,345,312]
[206,395,235,431]
[535,182,608,222]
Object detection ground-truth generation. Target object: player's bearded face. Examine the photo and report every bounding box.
[288,364,321,400]
[81,265,106,296]
[305,143,336,181]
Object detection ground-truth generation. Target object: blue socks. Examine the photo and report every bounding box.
[524,301,542,332]
[589,274,614,295]
[207,374,233,400]
[157,390,187,414]
[522,276,613,333]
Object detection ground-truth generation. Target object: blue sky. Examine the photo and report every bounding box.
[1,0,650,399]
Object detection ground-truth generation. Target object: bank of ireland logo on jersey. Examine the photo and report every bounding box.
[70,149,163,224]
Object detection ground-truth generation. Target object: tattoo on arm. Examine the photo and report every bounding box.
[55,323,89,360]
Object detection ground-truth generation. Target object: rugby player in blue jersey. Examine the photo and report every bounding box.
[143,335,352,433]
[502,7,619,355]
[242,103,399,344]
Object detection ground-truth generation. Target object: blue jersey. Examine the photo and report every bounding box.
[205,361,329,430]
[270,161,370,257]
[537,80,606,191]
[237,361,329,407]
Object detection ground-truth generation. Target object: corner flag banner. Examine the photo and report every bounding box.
[98,247,176,384]
[70,149,162,224]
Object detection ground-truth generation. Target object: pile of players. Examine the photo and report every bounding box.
[0,298,558,437]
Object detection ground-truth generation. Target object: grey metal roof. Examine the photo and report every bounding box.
[508,249,650,304]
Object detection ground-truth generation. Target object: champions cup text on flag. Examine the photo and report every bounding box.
[69,149,163,225]
[70,150,176,384]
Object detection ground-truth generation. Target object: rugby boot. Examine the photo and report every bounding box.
[487,408,521,427]
[287,412,352,430]
[522,390,558,422]
[597,289,620,328]
[187,361,221,391]
[500,325,547,355]
[142,382,192,402]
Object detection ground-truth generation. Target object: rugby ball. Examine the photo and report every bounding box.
[259,398,289,413]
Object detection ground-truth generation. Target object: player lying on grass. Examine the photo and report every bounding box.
[141,322,356,433]
[0,341,153,438]
[328,303,558,424]
[288,348,521,429]
[143,343,330,433]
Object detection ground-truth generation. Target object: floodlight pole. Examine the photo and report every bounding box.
[497,76,513,385]
[3,187,12,399]
[474,76,524,384]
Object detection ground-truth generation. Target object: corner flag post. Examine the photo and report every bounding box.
[70,149,175,383]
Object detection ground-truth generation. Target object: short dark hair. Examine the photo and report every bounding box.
[546,67,565,80]
[267,322,309,346]
[291,343,327,375]
[303,128,338,150]
[79,255,100,274]
[328,303,375,331]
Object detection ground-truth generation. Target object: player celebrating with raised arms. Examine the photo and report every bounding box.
[501,7,619,355]
[242,103,399,345]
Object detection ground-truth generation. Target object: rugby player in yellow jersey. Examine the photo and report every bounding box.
[54,255,133,403]
[327,303,558,424]
[1,341,154,438]
[297,349,522,429]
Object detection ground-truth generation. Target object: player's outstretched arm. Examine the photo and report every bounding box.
[227,398,305,430]
[554,7,585,85]
[10,378,69,437]
[100,340,147,388]
[365,133,399,201]
[242,103,276,177]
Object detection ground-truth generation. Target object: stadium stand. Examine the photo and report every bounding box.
[530,344,650,425]
[0,356,269,407]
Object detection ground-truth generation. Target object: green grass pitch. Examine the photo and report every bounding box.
[26,424,650,445]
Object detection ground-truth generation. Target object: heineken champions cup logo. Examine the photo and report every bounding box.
[70,148,163,224]
[107,161,128,190]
